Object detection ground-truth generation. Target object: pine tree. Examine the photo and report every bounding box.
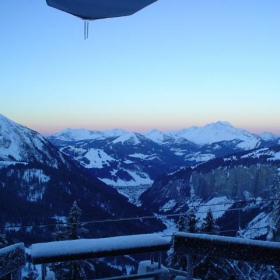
[187,208,198,233]
[0,231,8,249]
[176,215,186,232]
[201,208,220,235]
[193,208,223,279]
[67,200,83,240]
[50,201,89,280]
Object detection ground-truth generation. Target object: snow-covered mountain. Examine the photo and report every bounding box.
[0,114,165,244]
[47,122,280,203]
[259,131,279,141]
[49,131,183,204]
[166,121,261,149]
[144,129,174,144]
[50,121,279,148]
[49,127,128,142]
[140,144,280,240]
[0,114,66,168]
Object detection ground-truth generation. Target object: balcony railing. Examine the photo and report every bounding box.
[1,233,280,280]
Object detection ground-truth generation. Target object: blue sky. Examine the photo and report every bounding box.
[1,0,280,135]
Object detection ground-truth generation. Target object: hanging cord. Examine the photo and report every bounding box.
[84,20,89,39]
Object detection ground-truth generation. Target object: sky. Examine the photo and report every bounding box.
[1,0,280,136]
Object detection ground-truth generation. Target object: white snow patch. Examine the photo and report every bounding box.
[241,212,269,239]
[138,260,169,278]
[185,152,215,163]
[129,153,158,161]
[124,160,134,164]
[112,133,140,145]
[160,200,177,212]
[129,153,149,159]
[114,184,151,206]
[23,169,50,184]
[79,149,115,168]
[101,170,152,187]
[195,196,233,225]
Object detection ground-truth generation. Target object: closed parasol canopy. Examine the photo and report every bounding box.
[46,0,158,20]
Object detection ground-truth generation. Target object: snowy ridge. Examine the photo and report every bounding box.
[51,128,104,141]
[144,129,172,144]
[50,120,275,149]
[51,128,128,141]
[258,132,279,141]
[0,114,64,168]
[112,132,141,145]
[167,121,261,149]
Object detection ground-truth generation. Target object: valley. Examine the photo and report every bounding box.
[1,114,280,279]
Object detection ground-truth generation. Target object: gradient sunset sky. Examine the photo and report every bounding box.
[1,0,280,135]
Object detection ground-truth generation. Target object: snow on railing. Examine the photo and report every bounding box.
[174,232,280,266]
[31,234,171,264]
[0,243,25,278]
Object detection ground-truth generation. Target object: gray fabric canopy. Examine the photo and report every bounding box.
[46,0,157,20]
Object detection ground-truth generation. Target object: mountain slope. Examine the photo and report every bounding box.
[0,115,165,244]
[140,144,280,239]
[0,114,65,168]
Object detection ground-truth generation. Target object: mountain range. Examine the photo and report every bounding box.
[1,113,280,278]
[1,114,280,239]
[47,121,280,203]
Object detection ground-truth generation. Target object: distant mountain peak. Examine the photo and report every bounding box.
[146,128,163,133]
[143,129,167,144]
[258,132,278,141]
[101,128,128,138]
[51,128,104,141]
[165,121,260,149]
[49,128,128,142]
[210,121,233,127]
[112,132,141,145]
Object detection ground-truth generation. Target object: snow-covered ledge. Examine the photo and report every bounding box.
[0,243,25,279]
[174,232,280,266]
[31,234,170,264]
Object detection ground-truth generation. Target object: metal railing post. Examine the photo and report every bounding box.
[157,252,162,269]
[11,269,21,280]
